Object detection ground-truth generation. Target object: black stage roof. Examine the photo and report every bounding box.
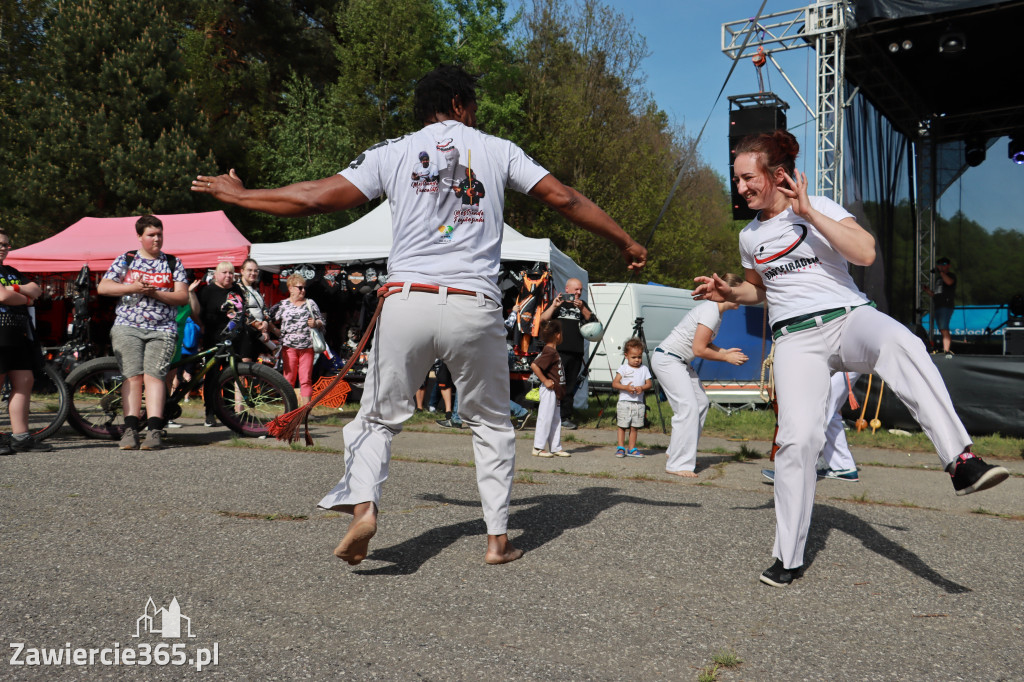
[845,0,1024,143]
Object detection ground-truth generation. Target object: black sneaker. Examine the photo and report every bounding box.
[0,438,13,456]
[515,413,531,430]
[951,453,1009,496]
[561,419,578,430]
[10,436,54,453]
[436,418,457,428]
[204,415,217,427]
[759,559,803,587]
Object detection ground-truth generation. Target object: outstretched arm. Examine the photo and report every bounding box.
[529,175,646,270]
[693,270,765,305]
[191,170,370,217]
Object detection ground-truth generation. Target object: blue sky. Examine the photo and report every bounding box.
[570,0,1023,233]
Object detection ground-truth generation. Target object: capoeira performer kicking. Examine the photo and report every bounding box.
[192,65,646,566]
[651,274,749,477]
[694,130,1008,587]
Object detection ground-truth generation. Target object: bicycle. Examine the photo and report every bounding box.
[1,362,71,441]
[65,317,297,439]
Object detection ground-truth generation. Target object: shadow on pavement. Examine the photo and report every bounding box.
[354,486,698,576]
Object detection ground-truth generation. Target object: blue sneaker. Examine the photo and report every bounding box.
[817,467,859,482]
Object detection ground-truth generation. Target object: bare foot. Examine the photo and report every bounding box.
[665,469,698,478]
[333,504,377,565]
[485,534,524,565]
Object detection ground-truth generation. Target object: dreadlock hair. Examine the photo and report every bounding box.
[413,65,478,124]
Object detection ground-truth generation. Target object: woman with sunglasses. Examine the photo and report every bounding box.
[268,273,324,406]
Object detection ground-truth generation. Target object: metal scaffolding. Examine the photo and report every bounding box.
[722,1,852,204]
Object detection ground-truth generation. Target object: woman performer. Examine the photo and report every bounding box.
[694,130,1008,587]
[652,273,748,477]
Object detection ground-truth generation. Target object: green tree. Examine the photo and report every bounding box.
[177,0,343,181]
[506,0,732,286]
[243,72,358,241]
[0,0,214,243]
[331,0,442,147]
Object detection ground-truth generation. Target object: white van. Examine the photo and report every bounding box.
[585,282,699,388]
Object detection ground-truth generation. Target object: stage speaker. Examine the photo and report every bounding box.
[729,94,789,221]
[1005,327,1024,355]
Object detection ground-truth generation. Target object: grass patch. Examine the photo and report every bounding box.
[514,472,544,485]
[626,473,657,481]
[732,445,765,462]
[217,510,309,522]
[697,649,743,681]
[711,650,742,668]
[696,666,719,682]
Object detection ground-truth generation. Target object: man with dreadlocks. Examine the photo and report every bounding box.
[193,65,646,566]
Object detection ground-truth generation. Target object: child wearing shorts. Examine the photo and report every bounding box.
[612,337,652,458]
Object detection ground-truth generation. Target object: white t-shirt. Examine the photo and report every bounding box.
[739,196,869,327]
[658,301,721,363]
[615,363,651,403]
[339,121,550,302]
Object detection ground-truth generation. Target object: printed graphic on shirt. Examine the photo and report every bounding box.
[754,225,808,264]
[411,150,439,194]
[436,224,457,243]
[431,138,488,244]
[105,253,188,332]
[753,225,822,282]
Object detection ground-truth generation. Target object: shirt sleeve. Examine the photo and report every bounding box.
[339,142,386,201]
[505,139,550,195]
[172,258,188,284]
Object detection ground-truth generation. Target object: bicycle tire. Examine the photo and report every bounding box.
[212,362,298,437]
[65,356,126,440]
[1,362,71,441]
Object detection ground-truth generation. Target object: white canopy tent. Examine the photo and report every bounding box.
[249,202,588,292]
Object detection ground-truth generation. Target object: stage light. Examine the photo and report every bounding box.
[965,138,986,167]
[902,40,913,50]
[1009,135,1024,165]
[939,31,966,54]
[888,42,899,53]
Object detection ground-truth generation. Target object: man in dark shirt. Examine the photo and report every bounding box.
[539,277,594,429]
[923,256,957,355]
[189,261,246,426]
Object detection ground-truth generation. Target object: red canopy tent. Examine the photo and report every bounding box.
[6,211,251,272]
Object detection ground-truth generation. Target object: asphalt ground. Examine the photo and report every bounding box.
[2,417,1022,681]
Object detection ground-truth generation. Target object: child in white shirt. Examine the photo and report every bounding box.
[612,337,653,458]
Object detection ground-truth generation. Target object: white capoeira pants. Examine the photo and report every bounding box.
[771,305,970,569]
[533,385,562,452]
[317,287,516,536]
[651,351,708,473]
[822,371,859,471]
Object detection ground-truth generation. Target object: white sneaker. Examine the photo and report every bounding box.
[531,447,554,458]
[550,450,571,457]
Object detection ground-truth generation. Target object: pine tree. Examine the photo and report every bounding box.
[1,0,215,242]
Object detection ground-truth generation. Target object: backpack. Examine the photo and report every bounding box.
[124,250,178,276]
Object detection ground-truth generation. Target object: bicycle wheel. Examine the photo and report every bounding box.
[212,362,298,437]
[1,363,71,441]
[65,356,126,439]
